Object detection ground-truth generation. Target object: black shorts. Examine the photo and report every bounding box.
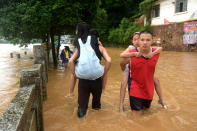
[129,96,152,111]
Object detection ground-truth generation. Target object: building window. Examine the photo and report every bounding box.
[152,4,160,18]
[175,0,187,13]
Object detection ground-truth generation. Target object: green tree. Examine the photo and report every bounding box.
[47,0,100,66]
[0,0,50,44]
[92,0,144,44]
[108,17,149,46]
[100,0,143,28]
[139,0,155,25]
[105,0,153,46]
[91,7,108,43]
[0,0,100,66]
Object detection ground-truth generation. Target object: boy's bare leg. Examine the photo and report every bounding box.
[119,73,129,112]
[64,63,68,69]
[65,73,77,98]
[102,73,107,95]
[154,76,167,109]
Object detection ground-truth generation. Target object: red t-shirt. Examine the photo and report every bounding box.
[129,48,159,100]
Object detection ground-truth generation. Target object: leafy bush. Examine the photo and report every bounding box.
[108,17,149,46]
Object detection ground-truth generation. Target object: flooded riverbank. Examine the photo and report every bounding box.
[0,44,34,115]
[43,47,197,131]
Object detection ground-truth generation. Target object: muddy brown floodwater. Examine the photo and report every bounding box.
[1,44,196,131]
[43,47,197,131]
[0,44,34,115]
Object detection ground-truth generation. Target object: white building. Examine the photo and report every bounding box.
[151,0,197,26]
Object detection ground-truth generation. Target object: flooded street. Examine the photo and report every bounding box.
[0,44,197,130]
[0,44,34,115]
[43,47,197,131]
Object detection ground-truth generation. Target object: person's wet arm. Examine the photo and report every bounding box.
[152,46,162,55]
[121,52,141,58]
[120,47,141,58]
[120,47,130,58]
[120,58,130,71]
[98,40,103,46]
[99,45,111,76]
[68,49,78,75]
[145,47,162,58]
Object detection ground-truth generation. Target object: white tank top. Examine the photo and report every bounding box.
[75,36,104,80]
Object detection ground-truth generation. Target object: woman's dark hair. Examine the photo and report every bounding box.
[89,29,100,38]
[76,22,89,43]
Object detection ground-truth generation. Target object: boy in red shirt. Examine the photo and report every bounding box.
[120,31,160,111]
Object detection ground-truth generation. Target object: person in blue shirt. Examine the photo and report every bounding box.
[60,46,73,68]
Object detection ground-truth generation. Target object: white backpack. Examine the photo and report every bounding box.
[75,36,104,80]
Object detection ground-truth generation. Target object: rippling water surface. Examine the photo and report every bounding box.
[0,44,34,115]
[43,47,197,131]
[0,44,196,130]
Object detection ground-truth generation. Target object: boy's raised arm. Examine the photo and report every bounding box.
[145,46,162,58]
[120,47,130,58]
[120,47,141,58]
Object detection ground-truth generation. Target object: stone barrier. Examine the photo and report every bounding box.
[0,85,37,131]
[33,45,48,101]
[10,53,13,58]
[16,54,20,59]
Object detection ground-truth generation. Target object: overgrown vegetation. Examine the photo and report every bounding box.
[108,18,149,46]
[139,0,155,25]
[107,0,154,46]
[0,0,154,65]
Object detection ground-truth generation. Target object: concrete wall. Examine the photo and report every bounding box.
[152,0,197,26]
[150,22,197,51]
[0,45,48,131]
[0,85,37,131]
[33,45,48,101]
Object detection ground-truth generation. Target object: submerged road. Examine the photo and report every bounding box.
[43,48,197,131]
